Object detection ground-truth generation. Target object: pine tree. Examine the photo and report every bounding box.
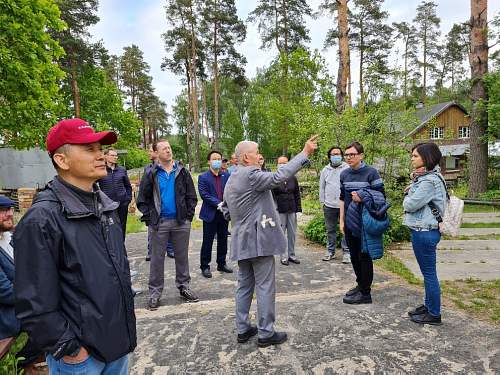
[52,0,100,117]
[392,22,418,104]
[349,0,392,111]
[199,0,246,148]
[321,0,351,114]
[120,45,151,115]
[413,1,441,102]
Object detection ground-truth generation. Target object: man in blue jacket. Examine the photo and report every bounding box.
[198,151,232,278]
[98,148,132,240]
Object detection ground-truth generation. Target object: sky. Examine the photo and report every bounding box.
[90,0,500,115]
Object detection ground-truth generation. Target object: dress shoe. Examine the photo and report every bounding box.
[147,297,160,310]
[217,264,233,273]
[280,258,289,266]
[145,256,151,261]
[201,268,212,278]
[257,331,288,347]
[180,287,199,303]
[345,285,360,296]
[342,291,372,304]
[408,304,428,317]
[288,256,300,264]
[410,312,442,325]
[237,326,258,343]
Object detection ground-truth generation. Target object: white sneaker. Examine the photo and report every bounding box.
[342,253,351,264]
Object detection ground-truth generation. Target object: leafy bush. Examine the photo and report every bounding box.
[479,189,500,200]
[303,214,327,246]
[0,333,28,375]
[121,147,150,170]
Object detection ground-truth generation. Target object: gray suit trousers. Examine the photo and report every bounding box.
[149,218,191,299]
[236,256,276,339]
[279,212,297,258]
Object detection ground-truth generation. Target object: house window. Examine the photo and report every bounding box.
[459,126,470,138]
[429,127,444,139]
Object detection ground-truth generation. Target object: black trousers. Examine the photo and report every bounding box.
[200,211,228,270]
[117,201,129,240]
[345,228,373,295]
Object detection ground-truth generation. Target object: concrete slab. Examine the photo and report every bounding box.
[124,229,500,374]
[462,212,500,224]
[394,249,500,281]
[458,228,500,236]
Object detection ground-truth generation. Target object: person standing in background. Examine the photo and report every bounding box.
[272,156,302,266]
[98,148,132,240]
[320,146,351,264]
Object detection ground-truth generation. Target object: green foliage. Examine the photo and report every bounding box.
[303,213,328,246]
[122,147,149,169]
[374,252,422,285]
[0,0,66,148]
[126,214,147,234]
[485,70,500,139]
[0,333,28,375]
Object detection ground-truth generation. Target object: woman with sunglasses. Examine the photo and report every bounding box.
[339,142,385,304]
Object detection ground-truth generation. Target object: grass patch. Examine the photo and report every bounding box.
[301,198,321,216]
[374,251,422,286]
[126,214,147,234]
[441,279,500,325]
[463,204,499,213]
[461,222,500,228]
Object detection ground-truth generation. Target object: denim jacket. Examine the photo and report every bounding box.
[403,168,447,231]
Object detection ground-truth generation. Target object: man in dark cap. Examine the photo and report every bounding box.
[14,118,136,374]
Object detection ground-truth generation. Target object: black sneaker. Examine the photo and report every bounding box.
[147,297,160,310]
[408,304,428,317]
[410,312,442,325]
[167,252,174,259]
[288,256,300,264]
[257,332,288,348]
[237,326,258,343]
[342,291,372,304]
[145,256,151,261]
[180,287,199,303]
[345,286,360,297]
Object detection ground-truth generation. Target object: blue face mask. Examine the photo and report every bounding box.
[278,163,287,171]
[330,155,342,166]
[211,160,222,170]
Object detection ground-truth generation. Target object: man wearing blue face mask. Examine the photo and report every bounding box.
[198,151,232,278]
[319,146,351,263]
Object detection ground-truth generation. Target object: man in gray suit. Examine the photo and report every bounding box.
[223,135,318,347]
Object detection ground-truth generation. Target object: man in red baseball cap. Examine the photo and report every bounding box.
[14,118,136,374]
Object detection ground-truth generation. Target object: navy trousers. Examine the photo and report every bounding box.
[200,211,228,270]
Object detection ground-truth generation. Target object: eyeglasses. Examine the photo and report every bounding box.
[344,153,359,159]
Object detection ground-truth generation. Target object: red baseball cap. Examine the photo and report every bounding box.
[46,118,117,155]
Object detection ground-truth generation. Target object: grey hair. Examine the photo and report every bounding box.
[235,141,258,164]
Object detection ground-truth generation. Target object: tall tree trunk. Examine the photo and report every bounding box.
[189,2,201,171]
[201,80,210,145]
[274,0,279,51]
[403,36,409,104]
[347,64,352,108]
[70,59,81,117]
[336,0,350,114]
[468,0,488,196]
[422,29,427,102]
[185,65,193,169]
[213,8,220,149]
[359,35,365,114]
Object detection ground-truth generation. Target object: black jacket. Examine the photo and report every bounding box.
[272,176,302,214]
[13,177,136,363]
[136,161,197,228]
[97,165,132,204]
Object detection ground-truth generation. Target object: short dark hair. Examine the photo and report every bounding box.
[345,141,364,154]
[153,139,169,152]
[222,158,228,163]
[327,146,343,158]
[207,150,222,160]
[412,142,442,170]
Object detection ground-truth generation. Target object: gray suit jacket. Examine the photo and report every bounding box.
[223,152,309,261]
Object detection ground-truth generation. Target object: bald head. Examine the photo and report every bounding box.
[235,141,259,167]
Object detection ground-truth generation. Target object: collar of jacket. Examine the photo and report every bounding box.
[154,160,182,178]
[40,176,119,219]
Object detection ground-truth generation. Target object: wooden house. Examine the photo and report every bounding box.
[405,101,470,182]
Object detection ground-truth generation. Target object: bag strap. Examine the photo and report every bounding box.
[427,173,449,223]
